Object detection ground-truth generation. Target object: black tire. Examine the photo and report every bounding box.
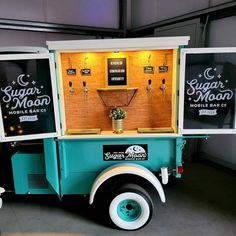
[106,183,153,231]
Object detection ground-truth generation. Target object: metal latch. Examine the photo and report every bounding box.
[160,167,169,185]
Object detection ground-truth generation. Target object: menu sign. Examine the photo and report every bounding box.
[0,57,58,140]
[107,58,127,86]
[183,52,235,131]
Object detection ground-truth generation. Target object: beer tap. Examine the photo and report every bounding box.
[83,81,88,101]
[160,78,166,95]
[147,79,152,98]
[69,81,74,95]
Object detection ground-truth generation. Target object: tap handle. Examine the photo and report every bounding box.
[162,78,165,85]
[83,81,86,87]
[148,79,152,85]
[69,81,73,88]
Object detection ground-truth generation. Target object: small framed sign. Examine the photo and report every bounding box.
[67,68,76,75]
[144,66,154,74]
[80,68,91,76]
[159,66,168,73]
[107,58,127,86]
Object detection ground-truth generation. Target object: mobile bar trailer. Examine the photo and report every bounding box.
[0,37,235,230]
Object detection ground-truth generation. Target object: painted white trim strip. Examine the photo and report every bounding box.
[0,47,48,54]
[47,37,190,52]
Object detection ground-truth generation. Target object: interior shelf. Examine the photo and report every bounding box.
[97,87,138,107]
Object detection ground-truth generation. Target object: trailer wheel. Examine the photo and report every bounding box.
[108,184,153,230]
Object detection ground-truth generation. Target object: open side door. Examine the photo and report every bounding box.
[44,138,60,195]
[179,48,236,134]
[0,53,61,141]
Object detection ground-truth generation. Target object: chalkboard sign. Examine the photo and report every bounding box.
[0,54,60,141]
[180,49,236,133]
[107,58,127,86]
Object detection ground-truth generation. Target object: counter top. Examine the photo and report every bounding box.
[57,130,182,140]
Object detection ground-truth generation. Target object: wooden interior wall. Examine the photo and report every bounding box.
[60,50,173,131]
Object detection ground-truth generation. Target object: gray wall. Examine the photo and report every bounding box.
[0,0,119,47]
[130,0,232,28]
[207,15,236,47]
[0,0,119,27]
[0,30,95,47]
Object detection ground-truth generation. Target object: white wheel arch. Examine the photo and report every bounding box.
[89,163,165,205]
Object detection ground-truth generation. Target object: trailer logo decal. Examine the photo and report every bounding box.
[186,66,234,117]
[186,67,233,106]
[1,74,51,111]
[103,144,148,161]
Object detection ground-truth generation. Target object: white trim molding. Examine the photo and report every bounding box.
[47,37,190,52]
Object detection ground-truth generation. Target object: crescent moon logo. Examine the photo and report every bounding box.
[17,74,29,87]
[125,145,146,154]
[203,68,215,80]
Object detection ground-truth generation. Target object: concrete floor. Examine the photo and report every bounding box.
[0,160,236,236]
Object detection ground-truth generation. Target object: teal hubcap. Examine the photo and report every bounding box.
[117,199,142,222]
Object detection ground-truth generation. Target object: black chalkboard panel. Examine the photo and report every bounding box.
[0,58,57,139]
[183,52,236,130]
[107,58,127,86]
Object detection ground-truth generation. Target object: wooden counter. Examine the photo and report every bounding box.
[58,130,182,139]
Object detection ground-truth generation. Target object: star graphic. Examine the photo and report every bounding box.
[189,98,192,101]
[198,74,202,78]
[217,74,221,79]
[225,80,228,83]
[27,74,30,77]
[214,68,217,71]
[40,85,44,89]
[32,80,36,85]
[12,81,15,85]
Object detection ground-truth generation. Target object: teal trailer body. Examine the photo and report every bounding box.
[11,136,185,196]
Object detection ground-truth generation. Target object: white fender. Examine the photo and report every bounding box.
[89,163,165,204]
[0,187,5,194]
[0,187,5,209]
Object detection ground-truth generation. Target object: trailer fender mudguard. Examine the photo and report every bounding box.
[0,187,5,209]
[89,163,165,204]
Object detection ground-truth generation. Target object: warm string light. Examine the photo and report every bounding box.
[5,124,24,136]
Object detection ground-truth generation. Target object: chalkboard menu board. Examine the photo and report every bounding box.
[0,55,59,141]
[181,50,236,133]
[107,58,127,86]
